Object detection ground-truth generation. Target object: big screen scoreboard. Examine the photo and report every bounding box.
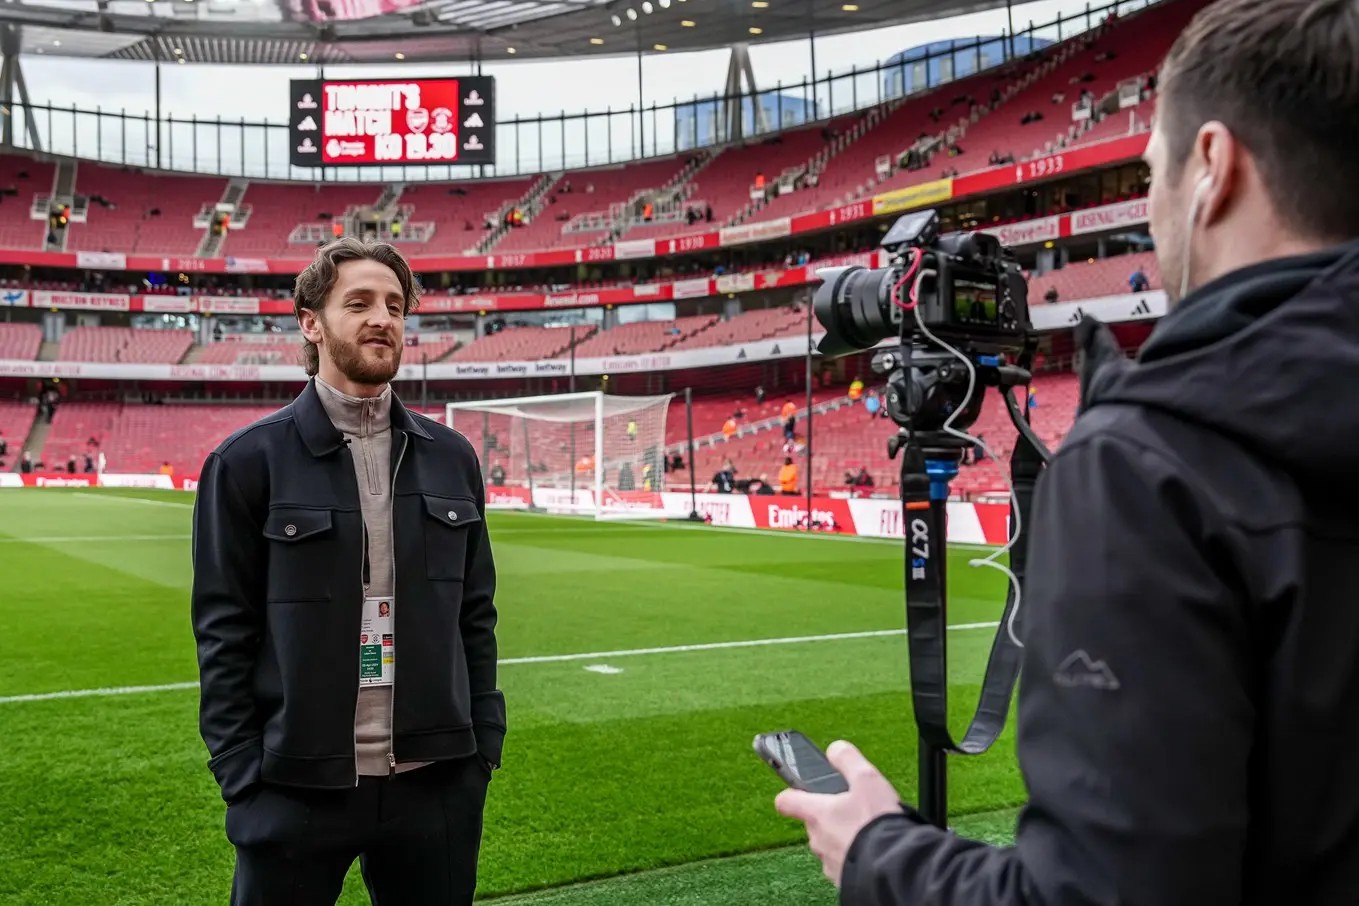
[289,77,496,168]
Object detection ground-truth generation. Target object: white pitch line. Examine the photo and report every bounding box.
[0,534,191,544]
[0,681,201,704]
[497,621,1000,665]
[0,622,1000,705]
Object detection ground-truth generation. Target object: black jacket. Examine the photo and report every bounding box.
[841,241,1359,905]
[191,381,505,803]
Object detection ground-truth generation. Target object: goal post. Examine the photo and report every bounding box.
[445,391,682,519]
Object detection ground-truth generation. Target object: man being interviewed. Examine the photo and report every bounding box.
[191,237,504,906]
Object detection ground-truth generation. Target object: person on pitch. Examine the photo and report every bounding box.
[192,237,504,906]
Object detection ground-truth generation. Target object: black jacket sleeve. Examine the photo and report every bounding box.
[462,468,505,766]
[190,451,267,803]
[839,430,1254,906]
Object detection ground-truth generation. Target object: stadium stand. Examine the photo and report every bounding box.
[667,128,836,234]
[224,183,384,258]
[448,325,590,362]
[495,157,696,252]
[673,370,1082,494]
[831,0,1198,206]
[401,337,461,364]
[0,400,36,462]
[65,164,226,255]
[0,322,42,361]
[667,306,807,350]
[192,341,302,366]
[567,315,718,357]
[57,326,195,364]
[42,401,278,476]
[0,154,57,250]
[1028,250,1160,302]
[398,178,535,255]
[1072,94,1156,147]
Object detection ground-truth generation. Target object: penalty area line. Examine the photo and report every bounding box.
[0,622,1001,705]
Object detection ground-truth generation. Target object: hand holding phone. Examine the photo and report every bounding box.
[753,730,849,794]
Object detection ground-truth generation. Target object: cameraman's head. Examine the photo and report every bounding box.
[1147,0,1359,304]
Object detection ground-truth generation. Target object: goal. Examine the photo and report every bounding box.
[445,391,678,519]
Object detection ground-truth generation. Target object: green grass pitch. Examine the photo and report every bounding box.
[0,489,1025,905]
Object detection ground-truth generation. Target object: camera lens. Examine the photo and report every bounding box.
[812,265,899,358]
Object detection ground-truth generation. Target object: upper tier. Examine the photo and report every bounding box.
[0,0,1190,262]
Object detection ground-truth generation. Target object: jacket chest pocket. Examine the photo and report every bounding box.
[263,508,337,602]
[422,495,480,582]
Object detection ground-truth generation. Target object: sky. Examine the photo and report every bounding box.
[8,0,1147,178]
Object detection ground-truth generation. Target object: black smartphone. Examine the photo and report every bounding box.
[753,730,849,794]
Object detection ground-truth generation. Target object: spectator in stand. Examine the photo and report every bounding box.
[83,452,94,474]
[0,429,6,459]
[778,457,799,496]
[748,474,776,496]
[722,416,738,438]
[1130,267,1151,291]
[489,463,506,486]
[864,394,881,418]
[66,455,77,474]
[851,467,874,489]
[1044,286,1060,304]
[755,385,766,404]
[710,459,736,494]
[159,461,174,477]
[19,450,32,473]
[848,378,864,401]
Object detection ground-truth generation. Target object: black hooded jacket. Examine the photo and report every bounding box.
[840,241,1359,906]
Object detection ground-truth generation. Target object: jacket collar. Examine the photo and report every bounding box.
[292,379,431,458]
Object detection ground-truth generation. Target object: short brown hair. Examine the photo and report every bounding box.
[293,237,422,376]
[1158,0,1359,242]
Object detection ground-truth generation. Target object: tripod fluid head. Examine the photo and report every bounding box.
[871,342,1035,463]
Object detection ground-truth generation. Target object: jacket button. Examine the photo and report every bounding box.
[284,524,297,537]
[447,511,458,521]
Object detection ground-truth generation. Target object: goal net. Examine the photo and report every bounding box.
[445,391,680,519]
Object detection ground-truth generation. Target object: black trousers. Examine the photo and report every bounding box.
[225,757,491,906]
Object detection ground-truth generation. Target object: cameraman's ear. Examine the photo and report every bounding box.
[1074,316,1129,412]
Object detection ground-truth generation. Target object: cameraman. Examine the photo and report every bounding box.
[775,0,1359,903]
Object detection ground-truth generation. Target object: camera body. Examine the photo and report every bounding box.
[813,209,1031,359]
[812,209,1034,437]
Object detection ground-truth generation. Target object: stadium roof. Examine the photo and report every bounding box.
[0,0,1017,65]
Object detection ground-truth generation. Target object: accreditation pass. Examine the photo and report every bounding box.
[359,597,395,686]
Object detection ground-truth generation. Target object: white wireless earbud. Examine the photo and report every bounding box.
[1188,176,1211,228]
[1180,176,1212,300]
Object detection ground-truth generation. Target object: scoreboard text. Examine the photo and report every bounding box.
[289,77,495,168]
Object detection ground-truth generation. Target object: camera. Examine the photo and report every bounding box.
[811,209,1034,438]
[812,209,1032,359]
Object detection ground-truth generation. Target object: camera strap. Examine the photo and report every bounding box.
[900,411,1044,755]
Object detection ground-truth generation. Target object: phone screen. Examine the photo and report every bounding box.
[753,730,849,794]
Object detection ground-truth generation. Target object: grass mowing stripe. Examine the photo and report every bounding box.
[0,621,1002,704]
[0,534,191,544]
[71,491,194,507]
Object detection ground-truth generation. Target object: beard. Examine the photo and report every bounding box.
[319,316,402,386]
